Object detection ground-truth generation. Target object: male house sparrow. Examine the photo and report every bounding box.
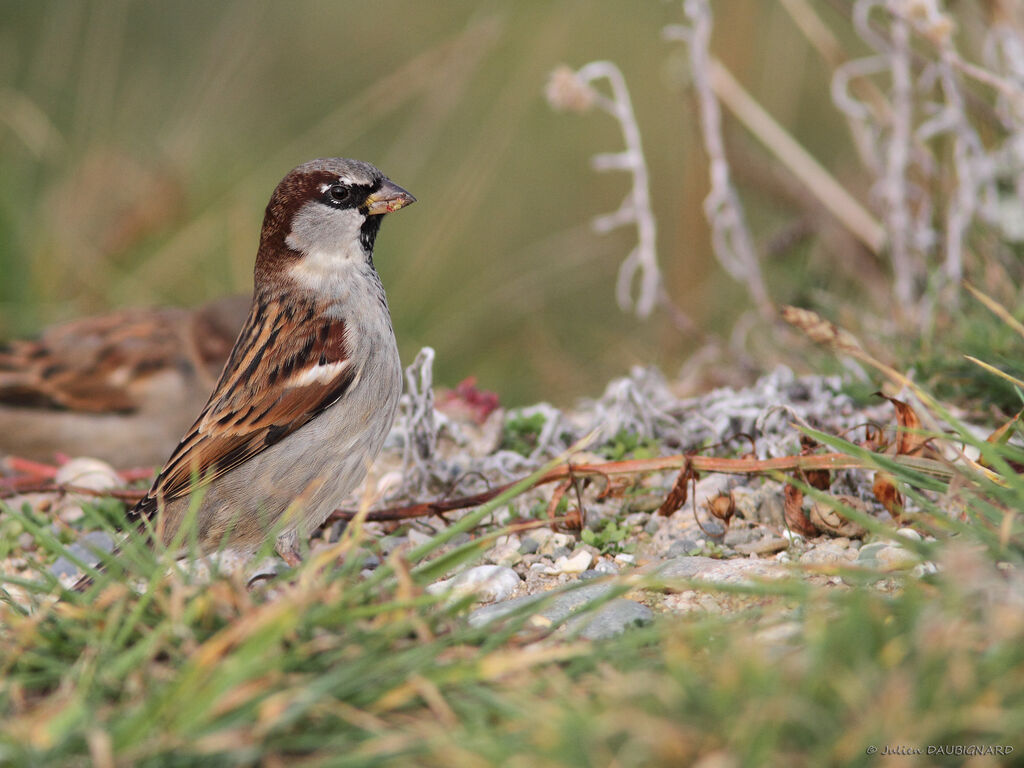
[0,296,250,466]
[125,158,414,565]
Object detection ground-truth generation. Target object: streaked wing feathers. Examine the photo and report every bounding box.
[133,298,353,518]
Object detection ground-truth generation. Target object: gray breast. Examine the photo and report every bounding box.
[167,267,402,553]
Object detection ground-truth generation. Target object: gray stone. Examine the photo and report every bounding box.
[799,543,855,567]
[360,552,381,570]
[519,537,540,555]
[666,538,700,558]
[539,532,574,556]
[644,516,662,535]
[699,520,726,540]
[734,537,789,556]
[469,582,616,628]
[723,527,760,546]
[895,527,922,542]
[524,528,553,551]
[645,555,788,586]
[378,535,408,556]
[733,483,786,527]
[874,546,920,572]
[565,599,654,640]
[856,541,888,561]
[427,565,522,603]
[49,531,115,578]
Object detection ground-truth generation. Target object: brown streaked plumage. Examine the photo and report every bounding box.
[0,296,250,465]
[112,157,414,575]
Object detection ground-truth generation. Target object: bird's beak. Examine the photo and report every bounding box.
[364,180,416,215]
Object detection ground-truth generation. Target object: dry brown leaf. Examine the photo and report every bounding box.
[986,409,1022,446]
[784,483,816,537]
[659,461,698,517]
[873,471,904,521]
[981,408,1024,472]
[877,393,933,457]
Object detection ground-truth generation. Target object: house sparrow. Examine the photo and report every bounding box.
[126,158,414,565]
[0,296,250,466]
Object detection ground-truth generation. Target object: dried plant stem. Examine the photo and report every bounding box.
[675,0,771,317]
[323,450,952,523]
[5,451,955,525]
[884,6,917,308]
[709,60,886,254]
[964,282,1024,340]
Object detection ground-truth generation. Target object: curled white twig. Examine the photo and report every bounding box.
[399,347,439,491]
[830,0,1024,313]
[675,0,772,317]
[546,62,663,318]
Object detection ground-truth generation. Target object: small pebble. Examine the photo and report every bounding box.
[799,545,854,567]
[734,536,788,556]
[378,536,408,556]
[360,552,381,570]
[643,516,662,535]
[895,527,922,542]
[553,550,593,574]
[539,532,574,556]
[406,528,433,548]
[856,541,919,572]
[519,537,540,555]
[494,534,520,550]
[55,458,120,491]
[49,531,115,579]
[666,539,700,558]
[723,527,760,547]
[874,546,920,572]
[525,528,553,549]
[489,544,523,568]
[613,553,636,566]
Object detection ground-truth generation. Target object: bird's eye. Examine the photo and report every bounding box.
[327,184,353,206]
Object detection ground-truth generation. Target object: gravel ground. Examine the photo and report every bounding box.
[1,364,952,636]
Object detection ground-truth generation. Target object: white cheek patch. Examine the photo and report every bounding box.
[285,200,371,291]
[288,359,350,387]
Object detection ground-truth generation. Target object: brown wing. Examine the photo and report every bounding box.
[0,297,249,413]
[131,297,353,521]
[0,308,187,412]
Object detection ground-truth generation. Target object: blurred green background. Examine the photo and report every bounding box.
[0,1,906,405]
